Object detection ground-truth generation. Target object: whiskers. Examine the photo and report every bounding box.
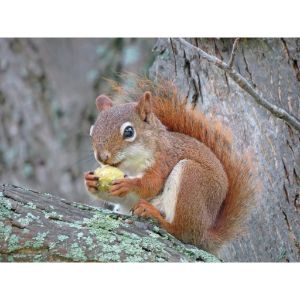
[68,151,97,170]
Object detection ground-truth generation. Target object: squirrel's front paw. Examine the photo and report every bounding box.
[109,178,138,197]
[84,171,99,194]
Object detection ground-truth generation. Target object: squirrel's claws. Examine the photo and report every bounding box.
[109,186,130,197]
[111,179,122,185]
[109,178,133,197]
[84,171,100,195]
[84,171,99,181]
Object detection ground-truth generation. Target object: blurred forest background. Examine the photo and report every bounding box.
[0,38,299,262]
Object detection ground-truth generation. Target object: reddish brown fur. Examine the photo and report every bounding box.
[110,162,165,198]
[109,77,257,252]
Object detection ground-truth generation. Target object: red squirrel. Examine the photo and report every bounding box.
[84,80,256,253]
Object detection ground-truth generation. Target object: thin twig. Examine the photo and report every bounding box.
[176,38,300,132]
[228,38,240,68]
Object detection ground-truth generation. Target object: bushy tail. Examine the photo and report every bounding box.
[110,77,257,247]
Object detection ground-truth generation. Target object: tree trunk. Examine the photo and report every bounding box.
[150,38,300,262]
[0,184,219,262]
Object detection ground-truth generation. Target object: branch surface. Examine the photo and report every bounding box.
[0,184,219,262]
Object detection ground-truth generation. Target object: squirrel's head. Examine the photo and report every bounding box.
[90,92,162,176]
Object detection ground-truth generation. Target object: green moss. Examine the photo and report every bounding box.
[49,242,57,250]
[7,255,14,262]
[68,243,87,261]
[1,198,12,210]
[120,241,145,256]
[101,243,122,254]
[124,255,145,262]
[0,222,12,241]
[147,231,160,238]
[141,237,166,252]
[18,212,39,226]
[45,211,63,220]
[0,198,12,219]
[8,234,20,252]
[25,201,36,210]
[84,235,97,251]
[33,254,44,262]
[97,253,120,262]
[85,236,93,246]
[155,257,167,262]
[17,217,31,226]
[86,214,121,231]
[77,232,84,240]
[57,234,69,242]
[32,231,48,248]
[24,240,31,247]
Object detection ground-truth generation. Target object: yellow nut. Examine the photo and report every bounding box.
[94,165,125,192]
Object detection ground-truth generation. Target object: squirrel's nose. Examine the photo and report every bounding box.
[96,150,111,163]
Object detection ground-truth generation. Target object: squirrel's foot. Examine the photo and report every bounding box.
[84,171,99,194]
[109,178,139,197]
[132,199,175,234]
[132,199,163,221]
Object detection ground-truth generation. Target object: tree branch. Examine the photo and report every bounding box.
[175,38,300,132]
[0,184,219,262]
[228,38,240,68]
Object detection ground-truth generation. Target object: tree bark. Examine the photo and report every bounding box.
[0,184,219,262]
[150,38,300,262]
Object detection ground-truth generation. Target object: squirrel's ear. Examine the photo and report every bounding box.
[136,91,152,122]
[95,95,113,112]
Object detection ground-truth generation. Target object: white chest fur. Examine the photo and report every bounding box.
[93,143,155,214]
[117,142,155,178]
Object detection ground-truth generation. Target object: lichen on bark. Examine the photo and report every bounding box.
[0,184,219,262]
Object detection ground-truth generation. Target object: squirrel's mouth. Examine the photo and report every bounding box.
[109,160,123,168]
[96,159,122,168]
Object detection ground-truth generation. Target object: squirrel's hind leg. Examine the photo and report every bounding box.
[132,199,175,234]
[132,160,191,234]
[152,159,227,251]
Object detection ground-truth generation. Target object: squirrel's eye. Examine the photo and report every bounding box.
[120,122,136,142]
[123,126,134,138]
